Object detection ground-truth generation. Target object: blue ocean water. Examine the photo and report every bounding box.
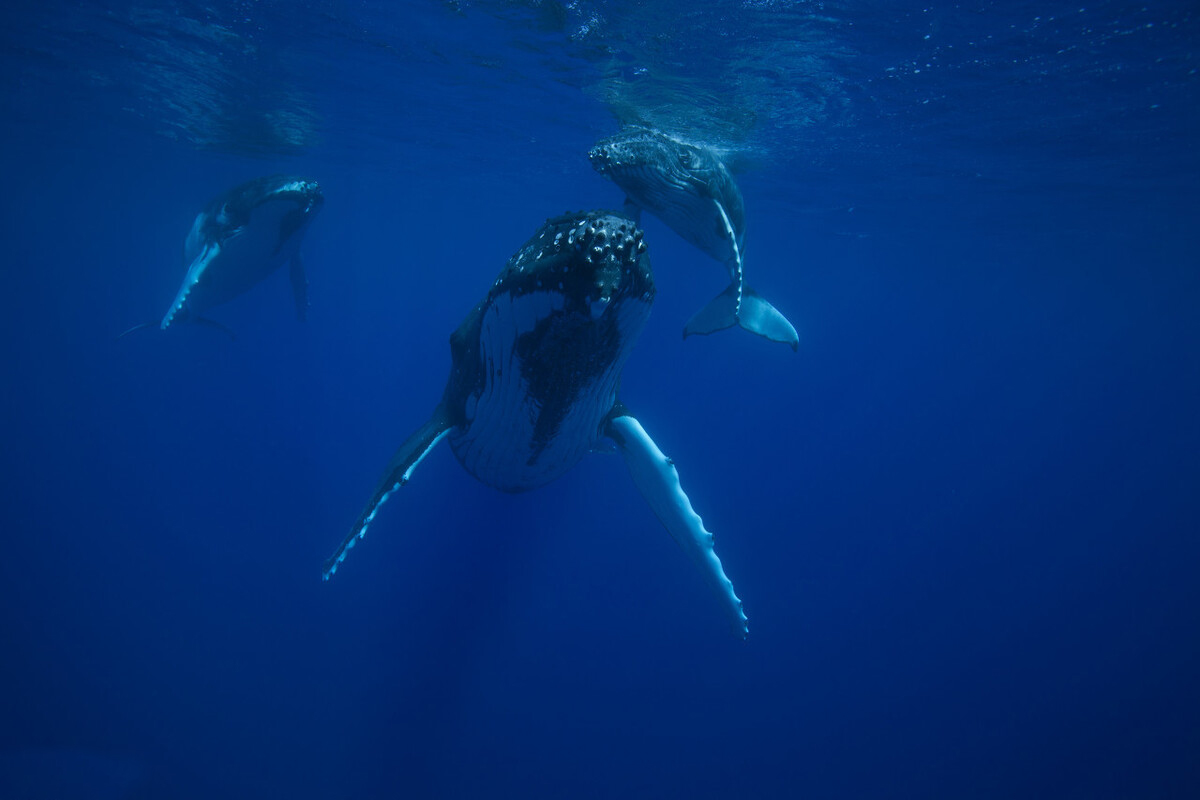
[1,1,1198,797]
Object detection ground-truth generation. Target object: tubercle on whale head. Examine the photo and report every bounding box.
[438,210,654,432]
[276,178,325,214]
[476,212,655,334]
[301,181,325,213]
[587,144,612,174]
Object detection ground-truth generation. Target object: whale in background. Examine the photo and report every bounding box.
[323,210,748,638]
[122,175,323,337]
[589,127,798,350]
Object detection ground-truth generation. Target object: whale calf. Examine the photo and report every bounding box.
[589,127,798,350]
[324,210,748,637]
[122,175,323,337]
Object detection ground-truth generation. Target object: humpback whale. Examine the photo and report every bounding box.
[588,128,799,350]
[324,211,748,637]
[123,175,323,336]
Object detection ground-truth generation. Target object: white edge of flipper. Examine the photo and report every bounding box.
[322,405,453,580]
[713,199,743,318]
[606,410,749,639]
[162,242,220,329]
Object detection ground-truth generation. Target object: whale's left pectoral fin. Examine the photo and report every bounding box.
[290,253,309,322]
[605,408,749,638]
[323,405,453,580]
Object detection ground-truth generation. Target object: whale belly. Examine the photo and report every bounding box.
[164,198,311,325]
[201,198,309,302]
[450,288,650,492]
[612,165,736,267]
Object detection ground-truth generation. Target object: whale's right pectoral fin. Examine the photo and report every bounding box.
[605,407,749,638]
[162,243,220,330]
[322,405,454,580]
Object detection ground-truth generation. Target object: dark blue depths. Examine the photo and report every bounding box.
[1,2,1199,799]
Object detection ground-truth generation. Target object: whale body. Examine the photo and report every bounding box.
[136,175,323,334]
[323,210,748,637]
[589,128,798,350]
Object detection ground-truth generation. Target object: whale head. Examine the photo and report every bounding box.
[588,128,702,186]
[188,176,324,258]
[443,211,655,492]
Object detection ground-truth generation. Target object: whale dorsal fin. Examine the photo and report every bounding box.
[322,405,454,580]
[605,406,748,638]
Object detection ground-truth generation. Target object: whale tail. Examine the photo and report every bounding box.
[683,283,799,351]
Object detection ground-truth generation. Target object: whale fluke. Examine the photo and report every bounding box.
[684,284,799,350]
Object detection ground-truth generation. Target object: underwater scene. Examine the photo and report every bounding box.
[1,1,1198,798]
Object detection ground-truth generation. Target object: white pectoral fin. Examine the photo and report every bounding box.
[161,243,219,329]
[607,411,749,638]
[322,405,453,580]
